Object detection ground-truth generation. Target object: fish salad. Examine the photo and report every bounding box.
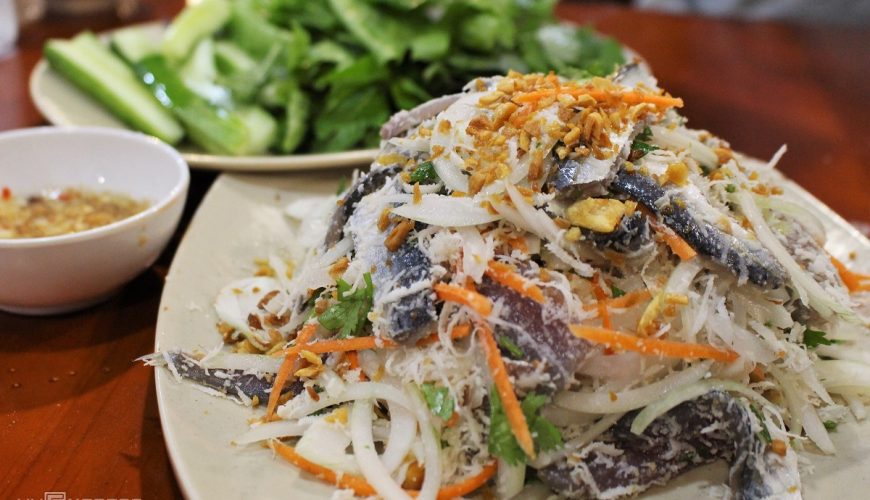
[149,69,870,499]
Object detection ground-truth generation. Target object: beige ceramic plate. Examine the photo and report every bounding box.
[154,170,870,499]
[28,22,378,171]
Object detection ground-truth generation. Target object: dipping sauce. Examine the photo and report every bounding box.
[0,186,149,239]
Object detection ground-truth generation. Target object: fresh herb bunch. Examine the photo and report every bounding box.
[318,273,375,338]
[240,0,625,152]
[489,388,562,464]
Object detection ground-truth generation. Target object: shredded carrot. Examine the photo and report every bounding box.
[830,256,870,293]
[434,283,493,316]
[304,336,398,354]
[266,324,317,420]
[583,289,653,312]
[271,441,377,496]
[477,323,536,459]
[649,219,697,260]
[344,351,367,381]
[274,440,498,499]
[591,273,612,329]
[513,87,684,108]
[431,460,498,500]
[569,325,738,362]
[485,261,545,303]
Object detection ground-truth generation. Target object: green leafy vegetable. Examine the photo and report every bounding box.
[630,126,659,159]
[488,388,563,465]
[497,335,524,359]
[421,383,455,420]
[803,328,840,348]
[824,420,838,432]
[725,184,737,193]
[409,161,439,184]
[47,0,626,155]
[750,404,772,443]
[610,285,626,298]
[318,273,375,338]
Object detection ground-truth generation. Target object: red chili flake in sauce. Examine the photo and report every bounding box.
[1,186,10,200]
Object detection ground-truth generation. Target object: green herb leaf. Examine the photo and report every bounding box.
[487,387,527,465]
[824,420,838,432]
[630,126,659,159]
[488,389,563,465]
[803,328,840,348]
[409,161,439,184]
[750,404,772,443]
[421,383,455,420]
[610,285,626,298]
[318,273,375,338]
[497,335,524,359]
[725,184,737,193]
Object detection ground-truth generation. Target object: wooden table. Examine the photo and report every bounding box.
[1,2,867,498]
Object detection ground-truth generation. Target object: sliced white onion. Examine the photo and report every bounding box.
[429,92,484,193]
[295,419,360,474]
[380,405,418,473]
[351,399,412,500]
[802,404,836,454]
[391,195,502,227]
[234,420,310,445]
[199,353,283,373]
[815,360,870,395]
[457,226,491,282]
[284,195,338,249]
[842,391,867,421]
[496,458,525,499]
[816,344,870,366]
[629,378,774,435]
[650,125,717,168]
[279,381,414,419]
[555,361,712,414]
[544,242,595,277]
[505,183,560,241]
[736,191,852,319]
[404,384,442,500]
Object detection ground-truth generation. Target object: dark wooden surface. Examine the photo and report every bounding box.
[0,2,867,499]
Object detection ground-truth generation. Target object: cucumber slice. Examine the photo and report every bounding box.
[236,106,277,155]
[163,0,231,62]
[135,54,252,156]
[44,37,184,145]
[214,40,256,75]
[110,25,160,64]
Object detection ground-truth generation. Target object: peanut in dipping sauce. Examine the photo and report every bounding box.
[0,186,149,239]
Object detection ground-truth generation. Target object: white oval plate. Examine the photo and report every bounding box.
[154,170,870,499]
[28,22,378,172]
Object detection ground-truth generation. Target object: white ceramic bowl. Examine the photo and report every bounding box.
[0,127,189,315]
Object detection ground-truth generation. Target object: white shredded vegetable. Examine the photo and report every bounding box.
[350,399,411,500]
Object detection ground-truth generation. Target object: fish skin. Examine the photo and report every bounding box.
[610,169,787,288]
[583,211,653,254]
[379,93,463,140]
[323,166,400,248]
[163,351,301,405]
[346,181,437,344]
[538,390,798,499]
[477,268,590,394]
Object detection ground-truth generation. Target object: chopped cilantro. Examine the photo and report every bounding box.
[824,420,838,432]
[610,284,626,298]
[750,404,772,443]
[421,383,455,420]
[803,328,840,348]
[409,161,439,184]
[488,388,563,465]
[336,176,349,195]
[497,335,524,359]
[318,273,375,338]
[725,184,737,193]
[629,126,659,159]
